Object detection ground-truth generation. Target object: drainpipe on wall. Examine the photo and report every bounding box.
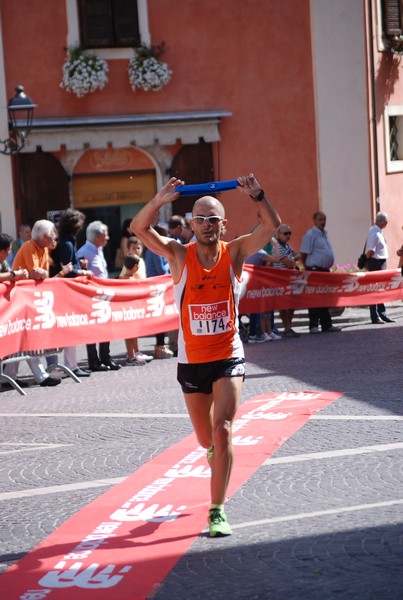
[367,0,380,215]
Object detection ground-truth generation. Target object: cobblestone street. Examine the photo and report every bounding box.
[0,304,402,599]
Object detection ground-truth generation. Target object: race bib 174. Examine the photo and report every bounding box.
[188,300,231,335]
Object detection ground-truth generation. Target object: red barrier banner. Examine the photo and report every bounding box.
[0,275,179,360]
[0,267,402,359]
[239,265,403,313]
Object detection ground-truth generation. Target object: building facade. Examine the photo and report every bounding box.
[0,0,402,268]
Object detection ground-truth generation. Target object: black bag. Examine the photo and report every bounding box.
[357,242,367,270]
[357,254,367,270]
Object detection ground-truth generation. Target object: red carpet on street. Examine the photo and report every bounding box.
[1,391,342,600]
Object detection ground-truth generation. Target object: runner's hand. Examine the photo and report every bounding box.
[237,173,261,198]
[156,177,185,205]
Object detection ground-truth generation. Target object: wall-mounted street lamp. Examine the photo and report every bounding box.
[0,85,37,155]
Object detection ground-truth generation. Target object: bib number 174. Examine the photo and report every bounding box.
[189,301,231,336]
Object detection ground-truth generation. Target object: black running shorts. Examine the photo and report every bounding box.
[177,357,245,394]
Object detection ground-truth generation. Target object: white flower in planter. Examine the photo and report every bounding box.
[128,42,172,92]
[60,46,109,98]
[388,35,403,55]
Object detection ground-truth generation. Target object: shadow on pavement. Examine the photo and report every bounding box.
[243,324,402,415]
[154,521,403,600]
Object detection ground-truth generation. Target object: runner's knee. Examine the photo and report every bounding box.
[196,433,212,449]
[212,420,232,448]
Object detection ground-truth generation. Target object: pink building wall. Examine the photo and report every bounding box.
[1,0,319,247]
[373,47,403,266]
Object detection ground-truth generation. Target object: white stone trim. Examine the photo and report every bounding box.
[383,104,403,173]
[375,0,389,53]
[22,119,222,153]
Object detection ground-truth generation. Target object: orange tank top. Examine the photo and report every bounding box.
[173,241,244,364]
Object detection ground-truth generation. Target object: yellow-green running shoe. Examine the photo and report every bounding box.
[208,507,232,537]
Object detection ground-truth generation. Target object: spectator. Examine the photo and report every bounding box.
[168,215,187,243]
[7,223,31,266]
[262,235,282,336]
[260,219,281,335]
[46,209,93,377]
[49,209,92,278]
[0,233,28,283]
[365,212,394,324]
[144,224,174,359]
[5,220,62,386]
[245,243,281,342]
[179,222,195,243]
[300,212,341,334]
[115,218,133,270]
[77,221,121,372]
[0,234,28,389]
[397,243,403,276]
[144,224,171,276]
[12,220,54,280]
[119,254,153,365]
[48,235,74,279]
[122,236,146,279]
[167,216,188,353]
[273,224,301,338]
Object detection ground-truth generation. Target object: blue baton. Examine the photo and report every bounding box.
[176,179,239,196]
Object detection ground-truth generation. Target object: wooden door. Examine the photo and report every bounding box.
[12,151,70,227]
[169,142,214,216]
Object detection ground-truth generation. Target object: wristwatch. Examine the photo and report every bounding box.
[249,189,265,202]
[10,270,16,279]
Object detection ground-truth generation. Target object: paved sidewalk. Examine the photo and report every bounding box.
[0,302,402,599]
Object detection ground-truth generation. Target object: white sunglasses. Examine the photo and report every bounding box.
[192,216,223,225]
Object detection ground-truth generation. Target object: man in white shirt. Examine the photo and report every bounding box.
[365,211,394,324]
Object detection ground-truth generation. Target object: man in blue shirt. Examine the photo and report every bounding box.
[77,221,121,371]
[300,212,341,334]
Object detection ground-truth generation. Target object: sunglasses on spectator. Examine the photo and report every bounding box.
[281,231,292,236]
[192,216,223,225]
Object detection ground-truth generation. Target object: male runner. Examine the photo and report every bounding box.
[132,173,281,536]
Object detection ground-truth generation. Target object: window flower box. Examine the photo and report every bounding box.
[128,42,172,92]
[60,46,109,98]
[388,35,403,55]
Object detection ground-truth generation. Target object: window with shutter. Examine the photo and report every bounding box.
[382,0,402,36]
[78,0,140,49]
[113,0,140,47]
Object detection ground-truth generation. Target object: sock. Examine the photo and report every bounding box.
[210,503,224,511]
